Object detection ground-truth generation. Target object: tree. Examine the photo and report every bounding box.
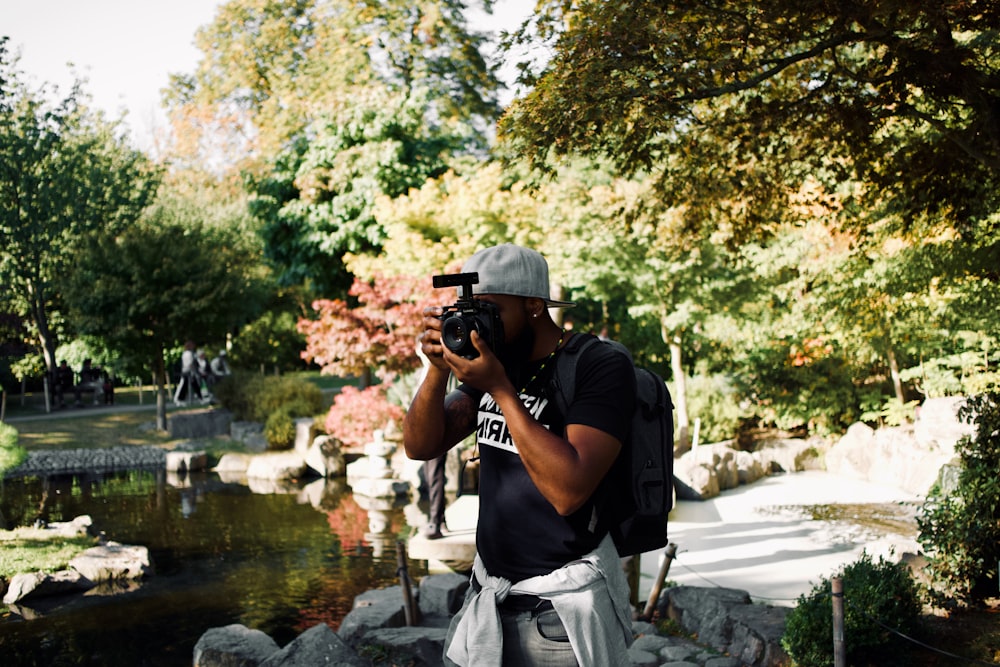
[164,0,501,175]
[299,271,449,448]
[299,272,445,383]
[500,1,1000,241]
[62,212,267,430]
[166,0,503,297]
[248,93,462,296]
[0,40,160,374]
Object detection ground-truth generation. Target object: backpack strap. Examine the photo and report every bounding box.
[550,332,603,415]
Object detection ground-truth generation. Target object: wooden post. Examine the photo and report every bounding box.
[832,577,846,667]
[43,374,52,413]
[1,390,6,422]
[640,543,678,621]
[396,541,418,626]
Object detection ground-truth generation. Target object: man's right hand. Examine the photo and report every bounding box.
[418,306,450,371]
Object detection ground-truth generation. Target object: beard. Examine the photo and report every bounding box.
[497,322,536,379]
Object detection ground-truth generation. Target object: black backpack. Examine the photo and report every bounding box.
[551,333,675,556]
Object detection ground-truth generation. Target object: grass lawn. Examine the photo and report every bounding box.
[1,370,348,452]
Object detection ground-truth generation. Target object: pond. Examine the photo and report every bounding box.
[0,468,426,667]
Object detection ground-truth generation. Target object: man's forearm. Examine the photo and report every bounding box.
[403,366,452,460]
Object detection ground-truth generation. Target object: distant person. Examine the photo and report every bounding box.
[77,359,104,406]
[422,454,448,539]
[195,349,216,402]
[210,350,231,378]
[53,360,77,409]
[173,340,203,404]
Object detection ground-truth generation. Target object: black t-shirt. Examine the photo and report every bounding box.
[459,334,635,581]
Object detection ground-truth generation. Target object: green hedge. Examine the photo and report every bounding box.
[0,422,26,474]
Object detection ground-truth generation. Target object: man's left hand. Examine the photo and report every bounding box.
[442,331,513,397]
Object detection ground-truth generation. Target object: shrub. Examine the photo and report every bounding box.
[0,422,26,474]
[214,373,324,423]
[917,392,1000,604]
[782,552,923,667]
[264,408,297,451]
[680,374,746,444]
[325,383,405,450]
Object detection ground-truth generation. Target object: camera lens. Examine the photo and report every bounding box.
[442,315,478,358]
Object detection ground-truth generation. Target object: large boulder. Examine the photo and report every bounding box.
[245,452,308,481]
[193,624,279,667]
[69,542,153,581]
[260,623,366,667]
[825,398,970,495]
[304,434,346,478]
[3,570,94,605]
[662,586,790,667]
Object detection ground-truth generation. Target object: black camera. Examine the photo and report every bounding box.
[432,272,504,359]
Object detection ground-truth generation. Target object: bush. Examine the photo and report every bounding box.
[917,392,1000,604]
[0,422,26,474]
[325,383,405,450]
[214,372,324,423]
[264,408,297,450]
[681,374,746,444]
[782,552,923,667]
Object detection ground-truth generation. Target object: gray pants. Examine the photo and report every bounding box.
[443,587,578,667]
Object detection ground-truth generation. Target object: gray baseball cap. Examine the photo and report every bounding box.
[461,243,575,308]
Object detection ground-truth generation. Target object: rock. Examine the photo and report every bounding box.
[3,570,95,605]
[673,459,719,500]
[245,452,308,481]
[168,409,232,439]
[193,623,279,667]
[69,542,153,581]
[361,626,449,667]
[822,397,971,496]
[215,452,253,473]
[166,450,208,473]
[662,586,790,667]
[231,421,268,453]
[752,437,824,473]
[338,586,409,647]
[914,396,972,451]
[304,434,346,478]
[261,623,366,667]
[418,573,469,617]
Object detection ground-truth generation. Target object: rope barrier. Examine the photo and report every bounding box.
[653,548,998,665]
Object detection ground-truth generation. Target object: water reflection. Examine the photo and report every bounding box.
[0,469,425,667]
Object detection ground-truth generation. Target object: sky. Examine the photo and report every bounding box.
[3,0,536,150]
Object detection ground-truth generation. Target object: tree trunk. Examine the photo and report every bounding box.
[663,323,691,455]
[154,346,168,431]
[887,345,904,403]
[28,279,58,373]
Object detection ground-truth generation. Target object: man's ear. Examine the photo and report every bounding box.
[525,297,546,319]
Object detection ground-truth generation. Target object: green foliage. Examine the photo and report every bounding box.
[681,374,745,444]
[0,39,160,372]
[264,408,297,451]
[782,552,923,667]
[860,398,919,428]
[501,2,1000,238]
[249,96,460,296]
[61,206,268,428]
[733,338,860,436]
[216,373,324,424]
[9,354,44,383]
[231,309,308,374]
[917,392,1000,604]
[0,422,26,474]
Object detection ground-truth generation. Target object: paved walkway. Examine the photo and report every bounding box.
[410,470,921,607]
